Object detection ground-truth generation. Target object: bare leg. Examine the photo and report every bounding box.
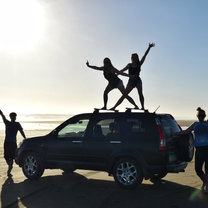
[195,148,208,191]
[110,86,134,110]
[136,84,144,110]
[102,84,114,109]
[204,159,208,192]
[7,159,13,177]
[118,85,138,108]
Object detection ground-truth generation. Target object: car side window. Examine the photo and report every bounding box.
[92,119,120,139]
[125,118,147,138]
[58,119,89,138]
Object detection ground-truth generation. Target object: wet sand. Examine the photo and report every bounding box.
[0,129,208,208]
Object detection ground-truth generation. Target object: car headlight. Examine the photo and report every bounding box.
[18,141,23,148]
[18,139,26,148]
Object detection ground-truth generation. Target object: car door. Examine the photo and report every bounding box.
[122,114,160,164]
[44,115,91,164]
[82,114,123,168]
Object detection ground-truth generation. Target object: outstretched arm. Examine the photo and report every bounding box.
[140,42,155,66]
[112,67,131,78]
[0,110,8,124]
[19,129,26,139]
[120,64,130,72]
[18,123,26,139]
[86,61,103,71]
[175,122,195,135]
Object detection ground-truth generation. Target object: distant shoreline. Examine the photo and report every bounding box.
[0,119,196,126]
[177,120,195,127]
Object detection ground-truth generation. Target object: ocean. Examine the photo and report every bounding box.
[0,114,193,146]
[0,114,73,146]
[0,114,73,131]
[0,114,195,131]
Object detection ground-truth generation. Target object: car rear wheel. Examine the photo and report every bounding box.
[156,171,168,179]
[113,158,143,189]
[22,152,44,179]
[150,171,167,184]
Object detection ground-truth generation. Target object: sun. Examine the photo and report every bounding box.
[0,0,46,52]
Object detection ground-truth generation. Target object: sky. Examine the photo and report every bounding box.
[0,0,208,119]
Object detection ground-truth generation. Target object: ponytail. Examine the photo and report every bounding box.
[196,107,206,117]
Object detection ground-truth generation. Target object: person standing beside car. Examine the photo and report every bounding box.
[175,107,208,193]
[0,110,26,177]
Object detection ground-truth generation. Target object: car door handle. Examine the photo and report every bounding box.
[110,141,122,144]
[72,140,83,144]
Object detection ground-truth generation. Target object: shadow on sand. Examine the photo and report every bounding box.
[1,172,208,208]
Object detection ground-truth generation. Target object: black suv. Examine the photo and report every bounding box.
[15,109,194,189]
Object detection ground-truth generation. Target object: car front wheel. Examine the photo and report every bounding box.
[22,152,44,179]
[113,158,143,189]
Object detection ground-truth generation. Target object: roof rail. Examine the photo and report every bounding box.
[93,108,119,113]
[125,108,149,113]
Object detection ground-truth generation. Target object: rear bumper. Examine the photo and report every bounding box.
[143,161,188,178]
[166,162,188,173]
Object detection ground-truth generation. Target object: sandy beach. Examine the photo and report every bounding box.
[0,120,207,208]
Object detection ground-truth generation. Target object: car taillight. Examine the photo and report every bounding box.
[155,118,166,151]
[178,124,182,131]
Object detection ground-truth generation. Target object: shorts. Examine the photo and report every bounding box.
[4,141,17,161]
[109,80,124,89]
[116,80,124,88]
[127,77,142,88]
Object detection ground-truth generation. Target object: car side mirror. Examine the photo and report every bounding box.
[53,130,64,139]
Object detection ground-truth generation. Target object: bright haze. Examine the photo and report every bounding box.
[0,0,208,119]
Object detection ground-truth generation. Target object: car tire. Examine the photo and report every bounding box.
[150,171,167,184]
[113,158,143,189]
[155,171,167,179]
[22,152,44,179]
[178,133,194,162]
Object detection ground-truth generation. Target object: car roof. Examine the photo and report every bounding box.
[72,111,172,118]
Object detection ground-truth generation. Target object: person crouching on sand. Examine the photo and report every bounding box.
[0,110,26,177]
[175,107,208,193]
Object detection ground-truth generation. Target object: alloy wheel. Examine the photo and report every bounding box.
[23,155,38,177]
[116,161,138,186]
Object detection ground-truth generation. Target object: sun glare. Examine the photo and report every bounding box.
[0,0,46,52]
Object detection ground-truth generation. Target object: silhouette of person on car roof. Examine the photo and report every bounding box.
[86,58,138,110]
[110,43,155,110]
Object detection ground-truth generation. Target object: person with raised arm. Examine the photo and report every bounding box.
[175,107,208,193]
[86,57,138,110]
[110,43,155,110]
[0,110,26,177]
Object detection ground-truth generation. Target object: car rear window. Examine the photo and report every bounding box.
[159,115,180,138]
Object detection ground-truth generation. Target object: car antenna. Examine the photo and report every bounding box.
[154,105,160,113]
